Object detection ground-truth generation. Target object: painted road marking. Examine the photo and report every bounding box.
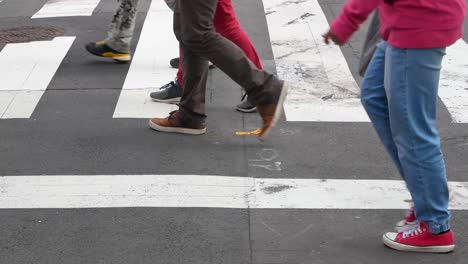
[263,0,368,122]
[113,0,178,118]
[440,39,468,123]
[32,0,102,18]
[0,37,75,119]
[0,175,466,209]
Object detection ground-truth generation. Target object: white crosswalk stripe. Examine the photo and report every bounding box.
[0,37,75,119]
[440,39,468,123]
[1,174,467,209]
[113,0,178,118]
[263,0,369,122]
[32,0,102,18]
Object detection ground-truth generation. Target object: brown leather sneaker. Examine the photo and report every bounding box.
[257,81,288,141]
[149,110,207,135]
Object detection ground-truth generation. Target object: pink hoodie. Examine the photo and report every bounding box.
[330,0,466,49]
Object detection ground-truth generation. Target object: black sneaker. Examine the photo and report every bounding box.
[85,41,131,63]
[150,80,183,104]
[169,57,215,69]
[236,98,257,113]
[170,58,179,69]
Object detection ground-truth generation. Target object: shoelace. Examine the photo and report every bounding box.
[160,81,175,90]
[402,224,424,238]
[241,92,247,102]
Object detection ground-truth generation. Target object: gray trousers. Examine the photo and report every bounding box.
[106,0,176,53]
[358,11,381,77]
[174,0,282,119]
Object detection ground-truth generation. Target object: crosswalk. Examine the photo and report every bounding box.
[1,0,467,123]
[1,1,467,262]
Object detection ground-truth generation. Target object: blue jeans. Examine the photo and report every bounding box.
[362,41,450,234]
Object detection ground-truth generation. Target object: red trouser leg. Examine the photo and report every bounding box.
[177,48,184,86]
[177,0,262,88]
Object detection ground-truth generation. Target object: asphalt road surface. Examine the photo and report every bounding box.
[1,1,467,263]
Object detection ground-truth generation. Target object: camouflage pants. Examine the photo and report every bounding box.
[106,0,176,53]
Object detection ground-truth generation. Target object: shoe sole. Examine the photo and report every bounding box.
[236,106,257,113]
[151,97,181,104]
[170,62,214,69]
[85,45,131,63]
[148,119,206,135]
[103,52,131,62]
[113,57,131,63]
[382,234,455,253]
[259,81,289,141]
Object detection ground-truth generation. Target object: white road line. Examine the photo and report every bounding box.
[440,39,468,123]
[32,0,102,18]
[113,0,178,118]
[0,175,466,209]
[0,37,75,119]
[263,0,368,122]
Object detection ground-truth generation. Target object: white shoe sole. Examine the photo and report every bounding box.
[259,81,289,141]
[151,97,181,104]
[236,106,257,113]
[113,56,131,62]
[382,233,455,253]
[148,119,206,135]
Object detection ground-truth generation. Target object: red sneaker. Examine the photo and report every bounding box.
[395,204,418,232]
[383,221,455,253]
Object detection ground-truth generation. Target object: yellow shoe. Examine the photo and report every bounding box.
[85,41,131,63]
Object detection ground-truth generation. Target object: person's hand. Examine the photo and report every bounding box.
[322,30,344,46]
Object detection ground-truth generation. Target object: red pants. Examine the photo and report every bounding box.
[177,0,262,87]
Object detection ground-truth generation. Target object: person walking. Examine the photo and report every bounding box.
[85,0,258,112]
[148,0,288,140]
[150,0,263,113]
[323,0,465,253]
[85,0,149,62]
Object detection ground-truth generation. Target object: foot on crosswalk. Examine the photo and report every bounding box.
[395,204,419,232]
[236,98,257,113]
[85,41,131,63]
[383,221,455,253]
[150,79,183,104]
[149,110,207,135]
[170,57,215,69]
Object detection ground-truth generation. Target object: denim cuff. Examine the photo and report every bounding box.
[428,221,451,234]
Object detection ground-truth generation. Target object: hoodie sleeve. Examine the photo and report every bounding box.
[330,0,381,44]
